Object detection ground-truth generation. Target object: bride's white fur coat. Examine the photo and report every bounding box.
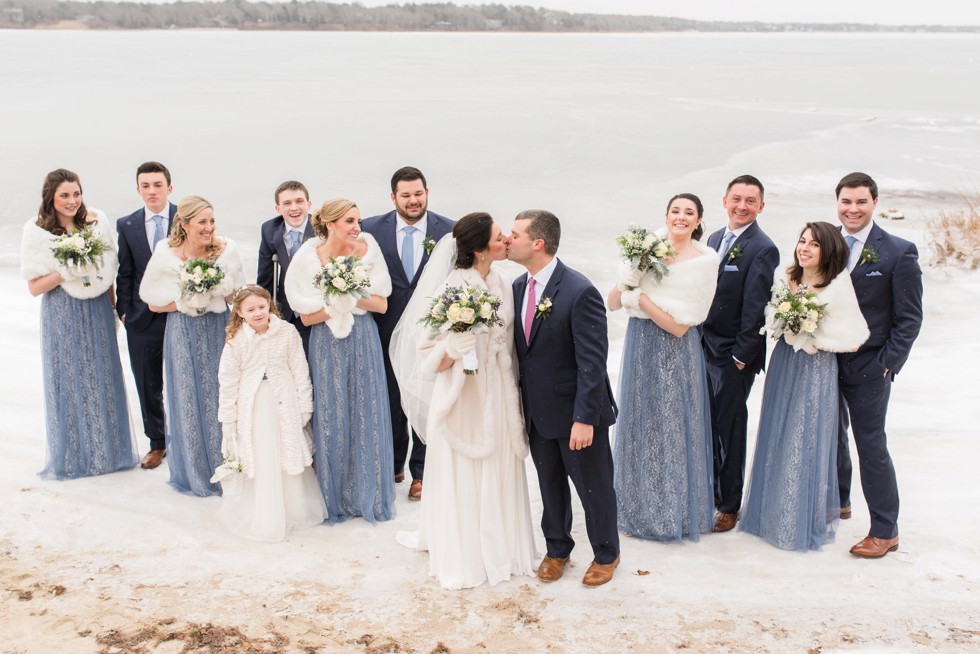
[765,270,870,354]
[139,237,245,316]
[417,266,528,461]
[284,232,391,339]
[620,236,720,326]
[20,210,118,299]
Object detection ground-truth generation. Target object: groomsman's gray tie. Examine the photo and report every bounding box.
[288,229,302,258]
[401,226,417,281]
[151,215,165,251]
[845,235,858,271]
[719,230,736,257]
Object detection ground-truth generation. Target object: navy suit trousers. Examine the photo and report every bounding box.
[706,359,756,514]
[125,319,167,451]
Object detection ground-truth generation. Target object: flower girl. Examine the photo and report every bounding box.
[214,285,325,541]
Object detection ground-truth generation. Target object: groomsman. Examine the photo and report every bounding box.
[507,209,620,586]
[835,172,923,558]
[702,174,780,532]
[257,180,315,353]
[116,161,176,469]
[361,166,454,501]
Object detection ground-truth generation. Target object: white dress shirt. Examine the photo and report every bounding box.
[395,213,429,266]
[521,256,559,314]
[841,221,875,272]
[144,206,169,250]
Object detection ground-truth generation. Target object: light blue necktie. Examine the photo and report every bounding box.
[287,229,302,258]
[151,215,165,251]
[719,230,736,257]
[401,226,417,281]
[845,235,858,270]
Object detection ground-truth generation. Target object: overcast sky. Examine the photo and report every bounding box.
[88,0,980,27]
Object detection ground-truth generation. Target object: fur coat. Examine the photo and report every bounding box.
[418,266,528,461]
[217,315,315,478]
[620,236,720,326]
[20,210,118,299]
[139,237,245,316]
[765,271,870,354]
[283,232,392,339]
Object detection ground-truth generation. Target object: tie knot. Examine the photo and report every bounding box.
[528,277,536,291]
[404,226,417,235]
[152,214,163,225]
[845,235,857,247]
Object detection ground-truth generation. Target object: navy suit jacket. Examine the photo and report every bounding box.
[702,221,779,375]
[838,223,923,385]
[513,259,617,440]
[360,210,455,346]
[256,216,315,319]
[116,203,176,332]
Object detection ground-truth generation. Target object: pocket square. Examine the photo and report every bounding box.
[723,265,739,273]
[865,270,883,277]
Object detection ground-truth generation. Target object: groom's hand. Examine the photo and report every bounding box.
[569,422,594,451]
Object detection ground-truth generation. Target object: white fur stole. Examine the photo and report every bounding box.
[20,210,118,299]
[139,237,245,316]
[620,237,719,325]
[766,272,870,354]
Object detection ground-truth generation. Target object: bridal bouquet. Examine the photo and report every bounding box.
[179,258,226,314]
[312,255,371,337]
[763,281,827,349]
[50,226,111,287]
[615,225,677,288]
[419,285,503,374]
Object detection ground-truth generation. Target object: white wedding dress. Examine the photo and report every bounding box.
[395,264,539,589]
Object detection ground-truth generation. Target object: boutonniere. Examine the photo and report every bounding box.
[859,247,879,266]
[535,297,553,320]
[422,235,437,255]
[727,243,744,262]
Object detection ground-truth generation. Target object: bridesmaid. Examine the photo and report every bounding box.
[285,198,396,524]
[740,222,868,551]
[20,168,138,479]
[607,193,719,541]
[139,195,245,496]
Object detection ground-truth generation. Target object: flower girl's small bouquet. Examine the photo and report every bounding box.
[615,225,678,288]
[210,457,244,497]
[419,285,503,374]
[312,255,371,337]
[179,258,227,315]
[763,281,828,353]
[50,226,111,287]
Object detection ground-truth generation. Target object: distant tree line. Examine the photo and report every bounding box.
[1,0,976,32]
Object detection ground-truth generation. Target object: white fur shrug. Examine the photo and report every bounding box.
[217,316,315,478]
[283,232,392,338]
[139,238,245,316]
[620,236,720,325]
[417,266,528,461]
[20,210,118,299]
[764,271,870,354]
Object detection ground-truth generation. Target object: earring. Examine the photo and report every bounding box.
[481,254,486,261]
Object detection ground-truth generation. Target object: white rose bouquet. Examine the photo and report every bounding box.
[50,226,111,287]
[178,258,227,315]
[312,255,372,337]
[763,281,828,353]
[419,285,503,374]
[615,225,677,289]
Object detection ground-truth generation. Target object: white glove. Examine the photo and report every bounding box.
[57,263,77,282]
[221,422,238,459]
[619,267,643,291]
[620,289,642,310]
[329,293,358,315]
[445,331,477,359]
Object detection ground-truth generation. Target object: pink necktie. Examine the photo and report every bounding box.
[524,277,536,345]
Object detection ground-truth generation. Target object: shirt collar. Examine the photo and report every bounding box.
[840,220,874,244]
[396,213,428,234]
[144,206,168,221]
[529,256,558,291]
[284,216,310,234]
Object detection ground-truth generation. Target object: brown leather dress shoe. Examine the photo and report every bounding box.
[713,512,738,532]
[537,556,569,582]
[850,536,899,558]
[582,556,620,587]
[840,506,852,520]
[140,449,166,470]
[408,479,422,501]
[394,471,405,484]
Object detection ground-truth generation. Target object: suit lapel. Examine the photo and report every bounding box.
[527,260,564,348]
[272,220,290,265]
[514,273,529,347]
[851,224,882,278]
[378,213,409,285]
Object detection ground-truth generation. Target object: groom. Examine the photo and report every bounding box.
[507,209,620,587]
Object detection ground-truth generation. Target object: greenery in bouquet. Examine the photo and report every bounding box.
[765,281,827,339]
[312,255,371,302]
[419,285,503,338]
[615,225,677,285]
[178,258,226,313]
[50,226,111,286]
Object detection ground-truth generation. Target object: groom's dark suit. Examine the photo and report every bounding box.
[256,215,315,353]
[702,220,779,515]
[513,259,619,565]
[116,203,176,451]
[361,210,454,480]
[837,223,922,539]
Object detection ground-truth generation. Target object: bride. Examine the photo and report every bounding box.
[393,212,539,590]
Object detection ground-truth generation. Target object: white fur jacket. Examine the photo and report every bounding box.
[765,271,870,354]
[139,237,245,316]
[620,236,720,325]
[418,266,528,461]
[217,315,314,478]
[20,210,118,299]
[284,232,392,339]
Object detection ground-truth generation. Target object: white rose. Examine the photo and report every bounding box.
[642,233,656,249]
[777,302,792,313]
[206,268,218,278]
[353,266,368,283]
[807,310,819,321]
[332,277,348,292]
[432,302,446,318]
[459,307,476,324]
[654,242,669,258]
[801,320,817,334]
[479,302,493,319]
[446,303,463,323]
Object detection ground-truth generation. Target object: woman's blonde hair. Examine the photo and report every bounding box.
[225,285,281,342]
[168,195,222,259]
[311,198,357,239]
